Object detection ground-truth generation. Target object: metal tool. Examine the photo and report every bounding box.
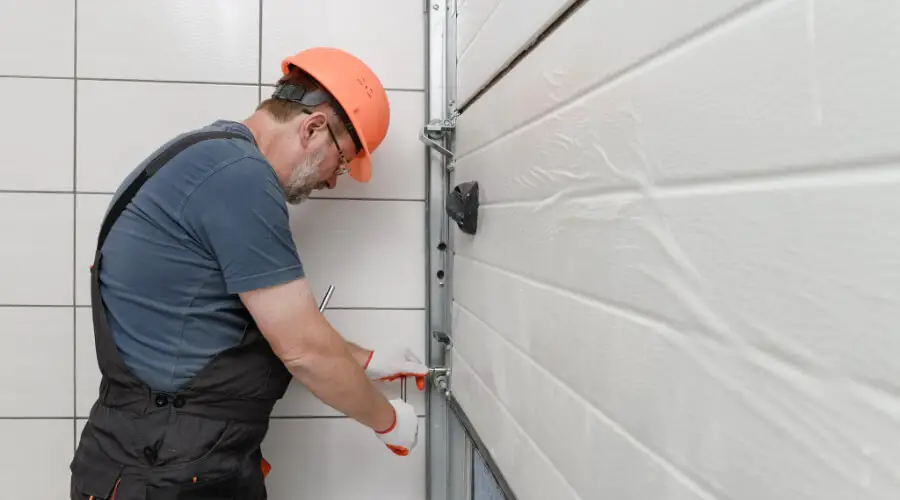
[318,285,335,312]
[318,285,410,402]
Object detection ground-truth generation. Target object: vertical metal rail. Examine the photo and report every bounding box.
[423,1,521,498]
[425,0,452,499]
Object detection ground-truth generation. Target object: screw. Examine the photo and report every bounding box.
[433,4,439,10]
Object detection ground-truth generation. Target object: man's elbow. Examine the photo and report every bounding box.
[275,339,319,372]
[239,278,335,370]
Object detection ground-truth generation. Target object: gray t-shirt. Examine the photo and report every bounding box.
[96,120,305,393]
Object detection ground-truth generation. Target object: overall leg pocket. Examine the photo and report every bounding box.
[174,474,239,499]
[70,454,123,499]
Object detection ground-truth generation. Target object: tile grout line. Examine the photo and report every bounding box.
[0,417,85,420]
[0,190,428,203]
[258,0,264,102]
[63,415,428,421]
[258,0,263,88]
[1,304,427,311]
[0,74,424,93]
[73,0,79,453]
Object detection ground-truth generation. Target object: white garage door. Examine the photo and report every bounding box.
[445,0,900,499]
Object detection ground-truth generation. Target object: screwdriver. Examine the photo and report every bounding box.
[319,285,408,403]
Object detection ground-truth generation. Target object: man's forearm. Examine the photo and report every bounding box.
[285,340,393,432]
[345,341,373,367]
[239,279,392,432]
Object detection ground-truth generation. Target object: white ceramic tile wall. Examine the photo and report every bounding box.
[451,1,900,500]
[0,0,427,496]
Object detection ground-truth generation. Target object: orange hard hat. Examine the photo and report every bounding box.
[280,47,390,183]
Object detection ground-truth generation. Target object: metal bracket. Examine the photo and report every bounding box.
[432,329,453,349]
[429,330,453,397]
[419,113,458,161]
[428,366,452,397]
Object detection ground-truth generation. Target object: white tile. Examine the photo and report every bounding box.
[0,308,73,417]
[75,308,101,417]
[76,80,260,192]
[0,78,74,191]
[75,194,112,306]
[311,90,427,201]
[0,0,74,77]
[261,0,424,90]
[0,420,74,498]
[0,193,73,305]
[261,417,425,499]
[273,309,426,417]
[77,0,259,83]
[288,200,426,309]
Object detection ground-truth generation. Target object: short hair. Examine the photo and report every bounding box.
[257,66,348,138]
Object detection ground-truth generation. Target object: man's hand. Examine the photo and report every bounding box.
[365,347,429,390]
[375,399,419,456]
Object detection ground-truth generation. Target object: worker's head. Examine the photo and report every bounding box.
[246,48,390,204]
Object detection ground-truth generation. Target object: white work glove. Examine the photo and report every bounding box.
[365,347,429,391]
[376,399,419,456]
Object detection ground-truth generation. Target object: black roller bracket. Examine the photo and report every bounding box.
[446,181,479,235]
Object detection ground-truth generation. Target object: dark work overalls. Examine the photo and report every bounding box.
[70,131,294,499]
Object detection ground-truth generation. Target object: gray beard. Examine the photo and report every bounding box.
[284,149,326,205]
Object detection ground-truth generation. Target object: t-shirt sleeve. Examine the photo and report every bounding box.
[180,156,305,294]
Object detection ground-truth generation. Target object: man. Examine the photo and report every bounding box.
[70,47,428,499]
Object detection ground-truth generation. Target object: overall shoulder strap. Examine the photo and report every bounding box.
[95,130,251,252]
[89,130,252,396]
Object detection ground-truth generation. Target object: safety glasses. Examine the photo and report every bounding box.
[325,122,350,176]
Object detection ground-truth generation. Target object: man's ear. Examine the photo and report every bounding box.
[298,111,328,148]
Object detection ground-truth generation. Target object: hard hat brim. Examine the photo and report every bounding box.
[348,148,372,183]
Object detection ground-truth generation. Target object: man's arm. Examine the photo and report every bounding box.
[240,278,395,432]
[345,341,374,367]
[180,156,394,432]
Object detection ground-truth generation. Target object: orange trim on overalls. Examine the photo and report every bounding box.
[91,478,120,500]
